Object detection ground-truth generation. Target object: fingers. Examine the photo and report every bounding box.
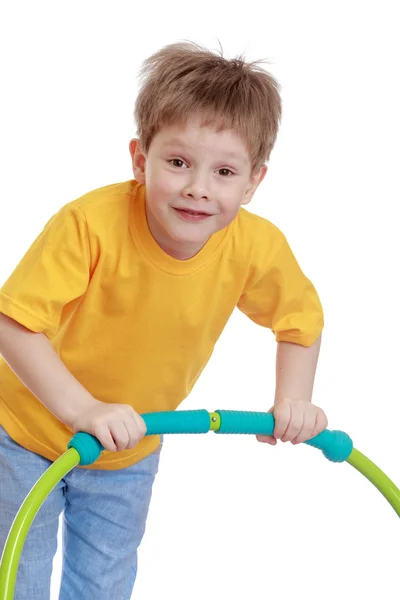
[133,412,147,439]
[281,404,305,443]
[125,411,147,449]
[94,421,131,452]
[311,409,328,438]
[94,423,118,452]
[291,412,316,444]
[291,408,328,444]
[271,401,328,445]
[109,421,131,452]
[273,402,291,440]
[92,405,147,452]
[256,435,277,445]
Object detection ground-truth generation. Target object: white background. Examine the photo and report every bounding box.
[0,1,399,598]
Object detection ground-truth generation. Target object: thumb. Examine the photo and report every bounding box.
[256,435,277,445]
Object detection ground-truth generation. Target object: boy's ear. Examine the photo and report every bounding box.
[241,165,268,206]
[129,139,146,184]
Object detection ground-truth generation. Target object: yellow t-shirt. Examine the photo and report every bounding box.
[0,180,323,469]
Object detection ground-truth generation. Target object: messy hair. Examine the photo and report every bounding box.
[134,41,282,175]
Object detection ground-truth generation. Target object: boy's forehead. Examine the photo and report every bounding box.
[156,122,250,162]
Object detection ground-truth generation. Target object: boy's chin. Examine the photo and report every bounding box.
[165,229,213,255]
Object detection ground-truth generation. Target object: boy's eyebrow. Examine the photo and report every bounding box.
[163,137,188,148]
[163,138,247,163]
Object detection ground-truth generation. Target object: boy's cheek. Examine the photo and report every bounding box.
[150,176,179,199]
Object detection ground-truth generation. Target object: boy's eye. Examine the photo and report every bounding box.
[168,159,233,176]
[169,159,186,168]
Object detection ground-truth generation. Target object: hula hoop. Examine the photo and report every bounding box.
[0,410,399,599]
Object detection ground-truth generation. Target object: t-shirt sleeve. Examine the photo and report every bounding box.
[237,233,324,347]
[0,203,91,339]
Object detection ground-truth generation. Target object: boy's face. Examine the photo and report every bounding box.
[129,115,267,260]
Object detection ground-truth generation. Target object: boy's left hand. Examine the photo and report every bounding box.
[256,398,328,446]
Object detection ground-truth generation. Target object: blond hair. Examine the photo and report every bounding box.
[134,41,282,174]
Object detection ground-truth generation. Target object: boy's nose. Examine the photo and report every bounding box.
[184,190,208,201]
[182,179,209,201]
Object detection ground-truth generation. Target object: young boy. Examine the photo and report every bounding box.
[0,42,326,599]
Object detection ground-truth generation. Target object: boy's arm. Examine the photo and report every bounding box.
[274,334,322,405]
[0,312,97,427]
[257,334,326,445]
[0,312,147,451]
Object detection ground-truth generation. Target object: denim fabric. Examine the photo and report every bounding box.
[0,426,162,599]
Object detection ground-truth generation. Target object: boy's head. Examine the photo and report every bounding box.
[129,42,282,260]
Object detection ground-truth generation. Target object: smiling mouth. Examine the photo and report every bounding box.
[173,208,212,216]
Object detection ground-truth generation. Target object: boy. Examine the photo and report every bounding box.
[0,42,326,599]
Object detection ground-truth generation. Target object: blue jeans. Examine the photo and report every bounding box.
[0,426,162,599]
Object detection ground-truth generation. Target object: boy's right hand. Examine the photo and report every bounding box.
[70,399,147,452]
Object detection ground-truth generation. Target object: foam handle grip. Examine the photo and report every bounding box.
[143,410,211,434]
[67,410,211,465]
[68,410,354,465]
[215,410,353,462]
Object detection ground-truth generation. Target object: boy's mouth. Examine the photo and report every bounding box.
[173,207,211,216]
[173,207,213,221]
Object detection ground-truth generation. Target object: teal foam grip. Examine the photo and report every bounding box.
[142,410,211,435]
[215,410,275,435]
[215,410,353,463]
[67,432,104,466]
[305,430,353,462]
[67,411,211,465]
[67,410,353,465]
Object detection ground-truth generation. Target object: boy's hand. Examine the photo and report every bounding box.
[71,399,147,452]
[256,398,328,446]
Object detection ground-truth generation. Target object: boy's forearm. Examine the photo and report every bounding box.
[274,335,322,404]
[0,312,97,428]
